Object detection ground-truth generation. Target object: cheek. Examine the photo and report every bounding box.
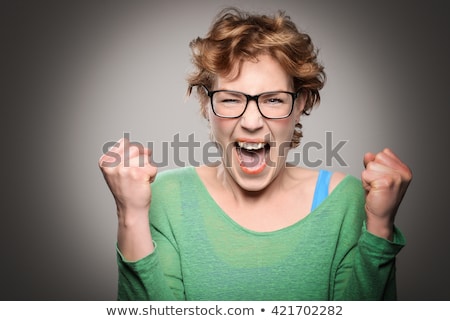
[271,118,295,140]
[209,117,235,141]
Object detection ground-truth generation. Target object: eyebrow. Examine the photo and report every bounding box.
[214,88,293,94]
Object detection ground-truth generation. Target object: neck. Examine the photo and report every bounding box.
[216,163,293,205]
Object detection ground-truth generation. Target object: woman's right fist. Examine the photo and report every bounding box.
[98,138,157,216]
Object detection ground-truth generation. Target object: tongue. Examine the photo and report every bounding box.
[237,148,266,174]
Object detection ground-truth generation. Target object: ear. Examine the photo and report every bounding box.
[204,104,212,121]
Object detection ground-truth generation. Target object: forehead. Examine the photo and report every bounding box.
[214,54,293,92]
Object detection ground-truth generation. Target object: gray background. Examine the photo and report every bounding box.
[2,0,449,300]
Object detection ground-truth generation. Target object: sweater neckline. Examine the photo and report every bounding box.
[186,166,352,236]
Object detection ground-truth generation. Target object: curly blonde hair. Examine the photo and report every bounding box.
[187,7,325,148]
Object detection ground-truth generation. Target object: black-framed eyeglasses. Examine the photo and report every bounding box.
[200,86,299,119]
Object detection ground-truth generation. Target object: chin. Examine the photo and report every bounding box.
[227,161,281,192]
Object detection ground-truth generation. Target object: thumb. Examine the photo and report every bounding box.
[363,152,376,168]
[362,152,376,192]
[142,148,158,183]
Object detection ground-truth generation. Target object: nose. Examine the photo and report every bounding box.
[239,100,264,131]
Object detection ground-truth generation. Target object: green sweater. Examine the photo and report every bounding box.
[117,166,405,300]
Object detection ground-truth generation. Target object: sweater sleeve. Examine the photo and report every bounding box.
[332,224,405,300]
[116,242,182,300]
[331,178,406,300]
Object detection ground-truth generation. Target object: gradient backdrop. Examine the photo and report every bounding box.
[2,0,449,300]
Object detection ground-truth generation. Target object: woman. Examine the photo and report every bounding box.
[99,8,412,300]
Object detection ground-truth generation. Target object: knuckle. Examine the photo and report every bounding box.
[117,165,130,178]
[382,173,402,188]
[361,169,369,180]
[98,158,112,172]
[98,156,105,168]
[374,152,384,162]
[366,161,376,171]
[128,168,142,181]
[149,166,158,180]
[404,167,413,182]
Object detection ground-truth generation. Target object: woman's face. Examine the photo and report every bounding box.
[209,54,305,191]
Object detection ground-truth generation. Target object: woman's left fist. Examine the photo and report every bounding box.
[361,148,412,239]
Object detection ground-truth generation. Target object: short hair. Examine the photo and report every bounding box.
[187,7,325,148]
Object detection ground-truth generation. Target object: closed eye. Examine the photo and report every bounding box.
[266,98,283,104]
[221,98,241,104]
[260,92,290,106]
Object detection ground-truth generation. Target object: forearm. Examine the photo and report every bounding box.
[117,208,154,262]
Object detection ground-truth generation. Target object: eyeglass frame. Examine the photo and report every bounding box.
[199,85,301,119]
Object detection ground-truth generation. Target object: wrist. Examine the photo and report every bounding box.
[117,207,149,228]
[117,209,154,261]
[365,215,394,241]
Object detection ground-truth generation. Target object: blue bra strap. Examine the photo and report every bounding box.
[311,170,332,211]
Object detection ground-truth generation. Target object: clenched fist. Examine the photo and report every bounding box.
[361,148,412,240]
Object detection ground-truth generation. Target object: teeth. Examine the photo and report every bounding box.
[237,142,265,150]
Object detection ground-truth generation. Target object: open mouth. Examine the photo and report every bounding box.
[234,141,270,175]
